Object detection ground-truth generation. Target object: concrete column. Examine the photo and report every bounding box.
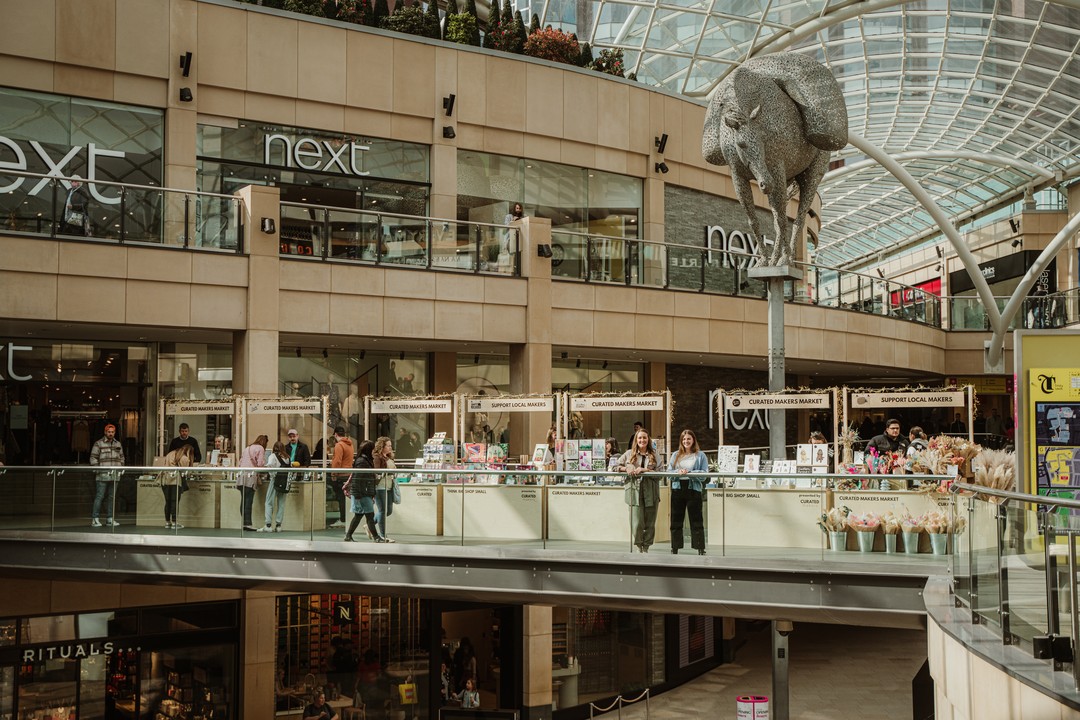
[510,218,553,455]
[241,591,280,720]
[522,605,553,720]
[234,185,282,442]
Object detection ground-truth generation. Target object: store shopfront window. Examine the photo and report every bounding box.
[277,349,429,459]
[275,594,430,718]
[0,87,164,240]
[0,602,239,720]
[0,340,150,466]
[552,358,643,445]
[197,122,430,256]
[157,343,234,459]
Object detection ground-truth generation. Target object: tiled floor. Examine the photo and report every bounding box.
[598,622,928,720]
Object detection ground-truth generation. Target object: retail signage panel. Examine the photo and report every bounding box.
[467,397,553,412]
[247,400,322,414]
[851,391,965,408]
[165,400,235,415]
[724,393,830,410]
[1028,367,1080,490]
[571,396,664,411]
[371,398,453,413]
[946,376,1011,394]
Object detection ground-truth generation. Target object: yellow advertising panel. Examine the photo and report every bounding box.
[1028,367,1080,492]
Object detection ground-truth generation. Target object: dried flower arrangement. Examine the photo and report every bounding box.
[971,449,1016,494]
[847,512,882,532]
[922,510,967,535]
[880,511,902,535]
[900,512,924,534]
[819,506,851,534]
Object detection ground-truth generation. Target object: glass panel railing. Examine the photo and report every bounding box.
[968,497,1003,629]
[0,171,241,252]
[380,214,429,268]
[630,240,666,288]
[551,230,587,280]
[586,236,628,283]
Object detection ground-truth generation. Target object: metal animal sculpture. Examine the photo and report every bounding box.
[702,54,848,267]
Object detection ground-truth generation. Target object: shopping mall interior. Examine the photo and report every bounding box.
[2,0,1080,718]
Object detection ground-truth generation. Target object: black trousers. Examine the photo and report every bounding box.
[331,478,347,523]
[670,487,705,550]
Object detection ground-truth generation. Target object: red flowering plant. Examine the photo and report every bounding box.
[592,48,626,77]
[524,26,580,65]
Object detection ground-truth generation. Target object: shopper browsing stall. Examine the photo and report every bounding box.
[238,435,268,531]
[372,436,399,542]
[344,441,387,543]
[259,441,291,532]
[668,429,707,555]
[161,444,194,529]
[616,430,664,553]
[329,426,354,529]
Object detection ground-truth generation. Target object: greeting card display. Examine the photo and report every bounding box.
[486,443,509,463]
[812,444,829,467]
[796,444,813,466]
[716,445,740,473]
[564,440,579,471]
[743,454,761,473]
[463,443,486,463]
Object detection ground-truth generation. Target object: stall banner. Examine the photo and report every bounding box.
[723,393,830,410]
[166,400,236,415]
[467,397,553,412]
[1028,367,1080,490]
[371,398,453,413]
[851,391,965,408]
[246,400,322,414]
[571,395,664,411]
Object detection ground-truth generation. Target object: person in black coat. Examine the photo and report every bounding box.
[167,423,203,463]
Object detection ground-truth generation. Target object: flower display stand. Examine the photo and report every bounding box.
[829,531,847,551]
[856,530,876,552]
[884,534,897,554]
[903,531,921,554]
[929,532,949,555]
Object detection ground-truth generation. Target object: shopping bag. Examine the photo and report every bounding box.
[398,683,417,705]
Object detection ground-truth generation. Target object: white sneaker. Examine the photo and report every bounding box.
[329,520,345,529]
[165,522,173,529]
[106,519,120,527]
[91,519,102,528]
[173,523,184,530]
[256,525,272,532]
[274,525,282,533]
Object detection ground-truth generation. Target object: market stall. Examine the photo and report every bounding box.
[717,389,838,473]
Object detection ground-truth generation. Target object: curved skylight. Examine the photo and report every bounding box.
[529,0,1080,268]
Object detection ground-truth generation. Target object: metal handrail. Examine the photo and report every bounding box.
[280,201,518,230]
[950,480,1080,510]
[1,168,242,201]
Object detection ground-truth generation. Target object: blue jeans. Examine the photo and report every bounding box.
[92,476,115,520]
[264,480,288,527]
[375,487,394,537]
[240,486,256,526]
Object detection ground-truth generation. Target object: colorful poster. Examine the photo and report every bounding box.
[743,454,760,473]
[795,444,813,466]
[486,443,508,463]
[463,443,486,463]
[1029,368,1080,489]
[716,446,739,473]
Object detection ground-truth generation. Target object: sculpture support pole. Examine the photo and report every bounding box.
[749,266,801,463]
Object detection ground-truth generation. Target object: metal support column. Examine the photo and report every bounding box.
[772,620,791,720]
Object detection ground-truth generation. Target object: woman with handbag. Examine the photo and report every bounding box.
[63,179,91,236]
[161,444,194,529]
[259,441,291,532]
[344,441,386,542]
[238,435,268,531]
[372,436,398,543]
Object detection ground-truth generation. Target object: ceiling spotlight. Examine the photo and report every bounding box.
[654,133,668,154]
[654,161,669,174]
[295,347,302,358]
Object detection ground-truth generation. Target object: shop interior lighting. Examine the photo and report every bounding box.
[654,134,668,154]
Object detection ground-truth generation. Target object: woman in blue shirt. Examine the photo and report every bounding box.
[668,429,709,555]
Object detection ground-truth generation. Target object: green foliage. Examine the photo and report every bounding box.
[501,0,513,25]
[578,42,593,68]
[482,7,500,49]
[626,71,637,81]
[462,0,481,44]
[283,0,325,15]
[369,0,388,25]
[446,0,459,16]
[333,0,368,24]
[509,10,527,54]
[523,26,580,65]
[529,13,540,34]
[592,47,626,77]
[423,0,442,39]
[445,12,478,45]
[383,3,430,35]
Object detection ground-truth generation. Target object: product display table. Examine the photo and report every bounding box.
[387,483,441,537]
[707,487,824,549]
[442,484,543,540]
[546,485,672,544]
[219,479,327,532]
[135,472,220,528]
[832,489,951,553]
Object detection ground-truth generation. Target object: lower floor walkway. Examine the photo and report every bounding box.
[600,622,928,720]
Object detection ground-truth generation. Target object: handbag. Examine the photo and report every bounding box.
[273,472,289,493]
[65,210,86,227]
[398,683,417,705]
[392,478,401,504]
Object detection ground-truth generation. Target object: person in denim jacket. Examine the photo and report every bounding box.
[668,429,709,555]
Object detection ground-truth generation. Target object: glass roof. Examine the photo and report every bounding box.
[526,0,1080,267]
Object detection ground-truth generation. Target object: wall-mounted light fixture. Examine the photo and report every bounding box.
[654,133,668,154]
[654,161,669,174]
[875,268,885,278]
[935,246,944,258]
[179,51,193,77]
[260,217,276,234]
[179,87,193,102]
[442,94,456,117]
[1011,238,1023,248]
[442,126,456,139]
[1009,218,1021,233]
[936,264,944,273]
[537,243,553,258]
